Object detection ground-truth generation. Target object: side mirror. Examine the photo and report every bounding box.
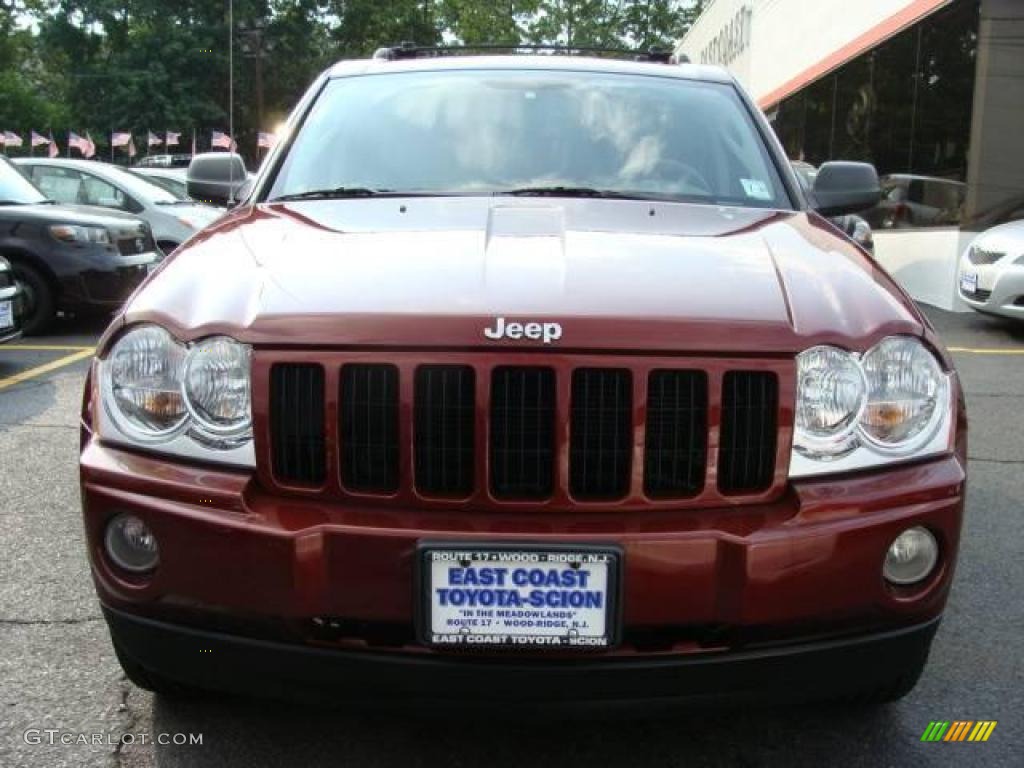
[812,161,881,217]
[186,153,249,208]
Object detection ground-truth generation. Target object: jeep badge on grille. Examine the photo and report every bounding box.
[483,317,562,344]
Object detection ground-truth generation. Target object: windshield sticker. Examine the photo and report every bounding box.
[741,178,772,200]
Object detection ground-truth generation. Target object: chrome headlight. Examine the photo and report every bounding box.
[794,346,866,458]
[790,336,953,477]
[860,337,946,454]
[183,336,252,446]
[104,325,188,441]
[99,325,254,466]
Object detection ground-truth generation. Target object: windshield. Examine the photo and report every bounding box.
[269,70,790,208]
[101,166,179,204]
[127,170,188,200]
[0,159,48,204]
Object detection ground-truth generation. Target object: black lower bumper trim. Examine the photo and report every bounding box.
[103,605,939,708]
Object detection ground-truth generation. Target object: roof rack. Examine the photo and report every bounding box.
[372,42,689,65]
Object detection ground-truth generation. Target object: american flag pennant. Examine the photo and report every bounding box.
[210,130,235,150]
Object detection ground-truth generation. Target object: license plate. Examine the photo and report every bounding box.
[421,546,620,649]
[0,300,12,330]
[960,271,979,294]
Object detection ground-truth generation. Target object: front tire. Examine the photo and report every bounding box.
[11,262,56,335]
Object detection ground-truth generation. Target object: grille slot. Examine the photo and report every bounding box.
[414,365,475,496]
[644,370,708,498]
[967,248,1004,266]
[340,364,399,493]
[570,369,632,500]
[718,371,778,494]
[489,367,556,499]
[270,364,326,485]
[966,288,992,301]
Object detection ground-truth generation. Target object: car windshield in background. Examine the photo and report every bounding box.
[100,166,179,204]
[0,159,48,205]
[127,170,188,200]
[269,70,790,209]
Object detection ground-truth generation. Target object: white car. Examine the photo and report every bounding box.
[958,219,1024,320]
[15,158,223,253]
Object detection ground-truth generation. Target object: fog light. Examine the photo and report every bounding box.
[884,527,938,585]
[104,514,159,573]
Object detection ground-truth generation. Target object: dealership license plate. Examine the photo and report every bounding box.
[422,547,619,648]
[0,300,12,330]
[960,272,979,294]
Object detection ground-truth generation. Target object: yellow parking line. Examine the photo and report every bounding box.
[2,344,95,352]
[0,348,95,392]
[947,346,1024,355]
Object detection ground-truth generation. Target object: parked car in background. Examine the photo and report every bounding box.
[134,154,193,169]
[0,254,26,343]
[15,158,223,254]
[958,219,1024,321]
[127,168,189,201]
[84,52,964,708]
[863,174,966,229]
[792,161,874,252]
[0,157,157,334]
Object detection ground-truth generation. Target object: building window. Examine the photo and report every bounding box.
[770,0,980,229]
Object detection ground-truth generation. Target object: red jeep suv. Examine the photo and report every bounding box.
[80,49,966,707]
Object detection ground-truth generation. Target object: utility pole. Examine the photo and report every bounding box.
[239,16,273,137]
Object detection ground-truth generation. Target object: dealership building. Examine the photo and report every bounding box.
[676,0,1024,310]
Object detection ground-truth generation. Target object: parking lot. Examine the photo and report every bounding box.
[0,308,1021,768]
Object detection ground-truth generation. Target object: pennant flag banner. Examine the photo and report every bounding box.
[3,131,23,147]
[31,131,50,147]
[48,133,58,157]
[128,138,137,158]
[111,131,131,148]
[257,131,277,150]
[166,131,180,147]
[147,131,163,147]
[84,132,97,158]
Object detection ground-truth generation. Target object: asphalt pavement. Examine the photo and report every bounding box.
[0,309,1021,768]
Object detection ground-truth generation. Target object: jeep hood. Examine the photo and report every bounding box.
[119,197,925,355]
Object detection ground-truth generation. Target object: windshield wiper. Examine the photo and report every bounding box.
[496,186,647,200]
[268,187,443,202]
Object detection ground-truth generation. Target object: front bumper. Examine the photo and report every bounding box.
[959,258,1024,319]
[81,433,965,701]
[59,252,158,312]
[104,604,940,707]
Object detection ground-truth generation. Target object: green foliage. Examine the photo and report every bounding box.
[0,0,705,161]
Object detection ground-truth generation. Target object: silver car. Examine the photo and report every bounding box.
[958,219,1024,320]
[15,158,223,253]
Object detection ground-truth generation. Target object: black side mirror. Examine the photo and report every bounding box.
[812,161,881,217]
[186,153,249,208]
